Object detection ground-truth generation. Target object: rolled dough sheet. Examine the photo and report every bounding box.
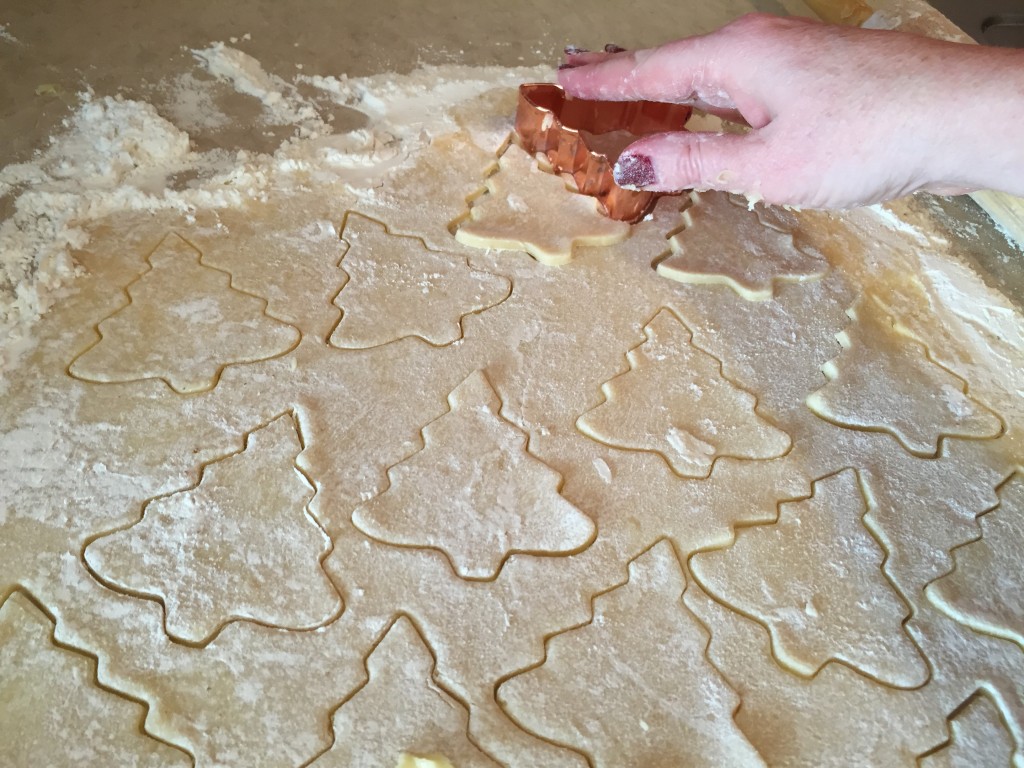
[3,40,1024,768]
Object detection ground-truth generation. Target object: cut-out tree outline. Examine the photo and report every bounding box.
[0,589,193,766]
[806,296,1003,457]
[84,411,343,646]
[690,468,929,689]
[352,369,596,580]
[496,539,765,767]
[69,232,300,394]
[916,688,1018,766]
[927,471,1024,650]
[303,614,501,767]
[328,211,511,349]
[656,191,828,301]
[577,307,791,479]
[453,139,630,266]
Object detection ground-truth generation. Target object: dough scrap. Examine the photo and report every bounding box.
[0,590,191,767]
[84,412,342,645]
[806,297,1003,457]
[691,469,928,687]
[918,690,1017,767]
[927,473,1024,650]
[352,370,596,580]
[497,540,766,768]
[657,191,828,301]
[396,755,456,768]
[454,142,630,266]
[309,616,500,768]
[329,212,510,349]
[577,308,791,479]
[69,232,300,394]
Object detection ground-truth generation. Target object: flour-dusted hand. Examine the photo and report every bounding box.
[559,14,1024,209]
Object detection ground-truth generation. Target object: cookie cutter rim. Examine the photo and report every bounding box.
[514,83,692,224]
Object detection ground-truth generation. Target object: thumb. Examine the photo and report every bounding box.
[613,131,769,198]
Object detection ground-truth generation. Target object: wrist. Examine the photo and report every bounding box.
[927,44,1024,196]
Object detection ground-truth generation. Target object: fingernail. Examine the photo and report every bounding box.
[558,62,581,71]
[604,43,626,53]
[614,153,656,188]
[564,45,589,55]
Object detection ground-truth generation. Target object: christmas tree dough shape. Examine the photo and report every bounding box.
[657,191,828,300]
[329,212,510,349]
[309,617,500,767]
[69,233,300,393]
[0,591,191,768]
[691,469,928,687]
[454,142,630,266]
[84,413,342,645]
[352,370,595,580]
[577,308,791,479]
[806,298,1002,457]
[918,691,1017,767]
[497,541,766,767]
[928,474,1024,650]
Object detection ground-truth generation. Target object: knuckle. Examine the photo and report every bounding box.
[670,136,714,187]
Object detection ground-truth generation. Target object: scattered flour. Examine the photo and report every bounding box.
[867,202,931,246]
[0,94,194,342]
[990,216,1023,253]
[0,23,18,45]
[157,72,233,133]
[921,252,1024,355]
[0,46,548,365]
[191,42,327,138]
[300,63,549,146]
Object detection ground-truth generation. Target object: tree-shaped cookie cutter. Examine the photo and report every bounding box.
[515,83,692,223]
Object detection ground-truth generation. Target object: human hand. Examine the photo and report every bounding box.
[559,14,1024,209]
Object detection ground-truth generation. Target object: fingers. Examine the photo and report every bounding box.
[614,131,769,198]
[558,40,714,105]
[561,43,628,68]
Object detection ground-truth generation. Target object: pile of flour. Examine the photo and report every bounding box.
[0,96,194,333]
[0,40,547,364]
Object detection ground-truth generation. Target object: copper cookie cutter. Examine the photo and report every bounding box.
[514,83,692,223]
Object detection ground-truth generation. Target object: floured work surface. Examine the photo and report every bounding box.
[3,45,1024,768]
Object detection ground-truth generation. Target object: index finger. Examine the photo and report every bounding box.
[558,37,717,105]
